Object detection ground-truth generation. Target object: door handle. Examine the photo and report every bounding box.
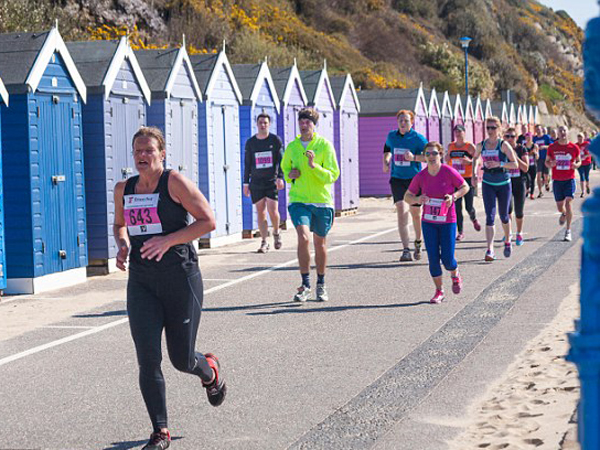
[178,164,186,171]
[59,250,67,260]
[121,168,133,178]
[223,165,229,172]
[52,175,65,185]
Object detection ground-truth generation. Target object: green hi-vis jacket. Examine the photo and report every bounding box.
[281,133,340,205]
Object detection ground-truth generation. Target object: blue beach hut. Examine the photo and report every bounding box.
[271,62,308,225]
[300,63,337,145]
[330,73,360,214]
[67,37,151,272]
[0,77,8,292]
[135,43,202,185]
[232,61,280,235]
[0,28,88,293]
[190,50,243,247]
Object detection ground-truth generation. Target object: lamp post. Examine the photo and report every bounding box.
[459,36,472,98]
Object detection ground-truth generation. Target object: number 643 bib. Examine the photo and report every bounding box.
[124,193,163,236]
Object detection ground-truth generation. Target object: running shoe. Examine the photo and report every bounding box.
[580,192,585,198]
[545,183,550,192]
[451,272,462,294]
[516,234,524,246]
[530,194,535,200]
[430,289,445,304]
[472,219,482,232]
[257,240,269,253]
[564,230,572,242]
[485,250,495,262]
[587,186,591,194]
[293,285,311,302]
[503,242,512,258]
[559,212,567,226]
[203,353,227,407]
[456,233,464,242]
[413,240,422,260]
[400,248,413,262]
[316,284,329,302]
[538,192,543,198]
[273,233,282,250]
[142,430,171,450]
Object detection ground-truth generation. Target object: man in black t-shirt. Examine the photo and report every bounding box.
[243,113,284,253]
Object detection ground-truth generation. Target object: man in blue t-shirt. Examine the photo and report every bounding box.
[533,124,552,197]
[383,110,428,262]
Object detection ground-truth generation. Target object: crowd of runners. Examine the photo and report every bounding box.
[112,107,596,449]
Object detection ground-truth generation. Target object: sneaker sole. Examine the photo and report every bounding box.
[204,353,226,407]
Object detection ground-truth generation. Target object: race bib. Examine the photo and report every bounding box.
[556,154,571,170]
[393,148,411,167]
[255,151,273,169]
[124,193,163,236]
[508,168,521,178]
[482,150,500,169]
[529,157,536,166]
[451,158,465,174]
[423,198,449,223]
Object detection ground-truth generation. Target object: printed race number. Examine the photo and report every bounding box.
[124,193,163,236]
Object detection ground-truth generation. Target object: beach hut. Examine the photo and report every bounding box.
[436,90,454,148]
[491,100,509,128]
[473,96,485,145]
[357,87,428,197]
[271,62,308,224]
[330,74,360,213]
[67,37,151,272]
[424,88,441,143]
[0,28,88,293]
[232,61,280,234]
[190,50,243,246]
[451,94,465,131]
[135,45,202,187]
[528,104,538,132]
[300,64,336,145]
[462,95,475,144]
[484,98,493,120]
[509,103,517,128]
[0,78,8,291]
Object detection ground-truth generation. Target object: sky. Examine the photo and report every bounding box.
[538,0,599,29]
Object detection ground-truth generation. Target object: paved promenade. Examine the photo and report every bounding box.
[1,173,596,450]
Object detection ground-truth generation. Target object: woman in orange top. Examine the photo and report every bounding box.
[445,124,481,241]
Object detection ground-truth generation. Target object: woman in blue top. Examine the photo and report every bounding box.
[474,116,519,262]
[383,110,428,262]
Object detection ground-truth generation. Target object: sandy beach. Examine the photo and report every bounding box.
[447,283,581,450]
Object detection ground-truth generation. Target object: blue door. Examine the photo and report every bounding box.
[38,94,79,273]
[211,103,228,236]
[111,97,138,181]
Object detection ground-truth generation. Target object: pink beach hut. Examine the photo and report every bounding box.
[462,95,476,144]
[451,94,465,131]
[357,87,429,196]
[424,88,441,143]
[437,91,454,148]
[473,96,485,145]
[491,100,509,129]
[508,103,517,128]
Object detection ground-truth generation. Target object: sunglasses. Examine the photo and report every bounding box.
[504,134,516,138]
[486,126,498,130]
[425,151,440,156]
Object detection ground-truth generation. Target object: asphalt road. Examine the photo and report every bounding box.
[0,175,596,450]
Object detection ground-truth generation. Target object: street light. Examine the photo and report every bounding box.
[460,36,472,98]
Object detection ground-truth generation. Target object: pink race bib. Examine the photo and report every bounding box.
[556,154,571,170]
[451,158,465,174]
[255,151,273,169]
[124,193,163,236]
[482,150,500,169]
[423,198,449,223]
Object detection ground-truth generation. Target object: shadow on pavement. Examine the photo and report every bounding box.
[246,301,431,316]
[73,310,128,318]
[203,300,302,313]
[104,436,183,450]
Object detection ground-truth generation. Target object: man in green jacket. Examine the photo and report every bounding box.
[281,108,340,302]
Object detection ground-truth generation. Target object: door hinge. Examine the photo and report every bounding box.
[72,108,75,119]
[77,235,80,246]
[41,241,45,254]
[109,107,113,117]
[36,106,40,117]
[52,174,66,184]
[225,222,230,232]
[223,164,229,172]
[138,109,142,119]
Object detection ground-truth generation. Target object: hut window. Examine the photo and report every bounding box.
[51,77,58,87]
[122,80,128,89]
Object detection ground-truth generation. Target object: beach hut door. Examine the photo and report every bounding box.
[38,95,78,273]
[111,98,137,179]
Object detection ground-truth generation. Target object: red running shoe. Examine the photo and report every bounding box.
[203,353,227,407]
[430,289,445,304]
[451,272,462,294]
[142,430,171,450]
[472,219,482,232]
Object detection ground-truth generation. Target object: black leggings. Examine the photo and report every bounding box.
[455,177,476,234]
[509,177,527,219]
[526,165,537,195]
[127,265,214,432]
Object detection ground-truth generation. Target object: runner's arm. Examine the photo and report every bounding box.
[310,143,340,184]
[243,140,252,185]
[281,145,294,183]
[501,141,518,170]
[383,143,392,173]
[113,181,130,271]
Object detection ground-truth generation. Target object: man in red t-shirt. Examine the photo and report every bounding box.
[546,125,581,242]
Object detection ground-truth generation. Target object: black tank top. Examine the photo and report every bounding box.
[124,170,198,270]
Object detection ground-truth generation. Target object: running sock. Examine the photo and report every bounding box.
[317,273,325,285]
[301,273,310,288]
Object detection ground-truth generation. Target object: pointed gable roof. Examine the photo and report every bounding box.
[68,37,151,103]
[490,100,509,123]
[232,61,280,112]
[450,94,465,120]
[435,91,453,119]
[0,76,8,105]
[329,74,360,112]
[0,28,87,101]
[300,67,336,109]
[474,96,485,121]
[462,95,475,121]
[271,63,308,107]
[189,51,242,103]
[508,102,517,124]
[422,87,440,118]
[135,46,202,101]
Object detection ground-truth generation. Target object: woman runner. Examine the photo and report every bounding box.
[577,132,592,198]
[504,128,530,246]
[405,142,470,304]
[524,132,538,199]
[113,127,227,450]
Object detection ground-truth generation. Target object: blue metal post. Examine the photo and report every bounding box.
[567,6,600,449]
[464,47,469,98]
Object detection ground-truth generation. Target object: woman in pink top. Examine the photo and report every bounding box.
[405,142,470,304]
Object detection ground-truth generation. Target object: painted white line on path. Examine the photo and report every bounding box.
[42,325,98,330]
[0,227,396,368]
